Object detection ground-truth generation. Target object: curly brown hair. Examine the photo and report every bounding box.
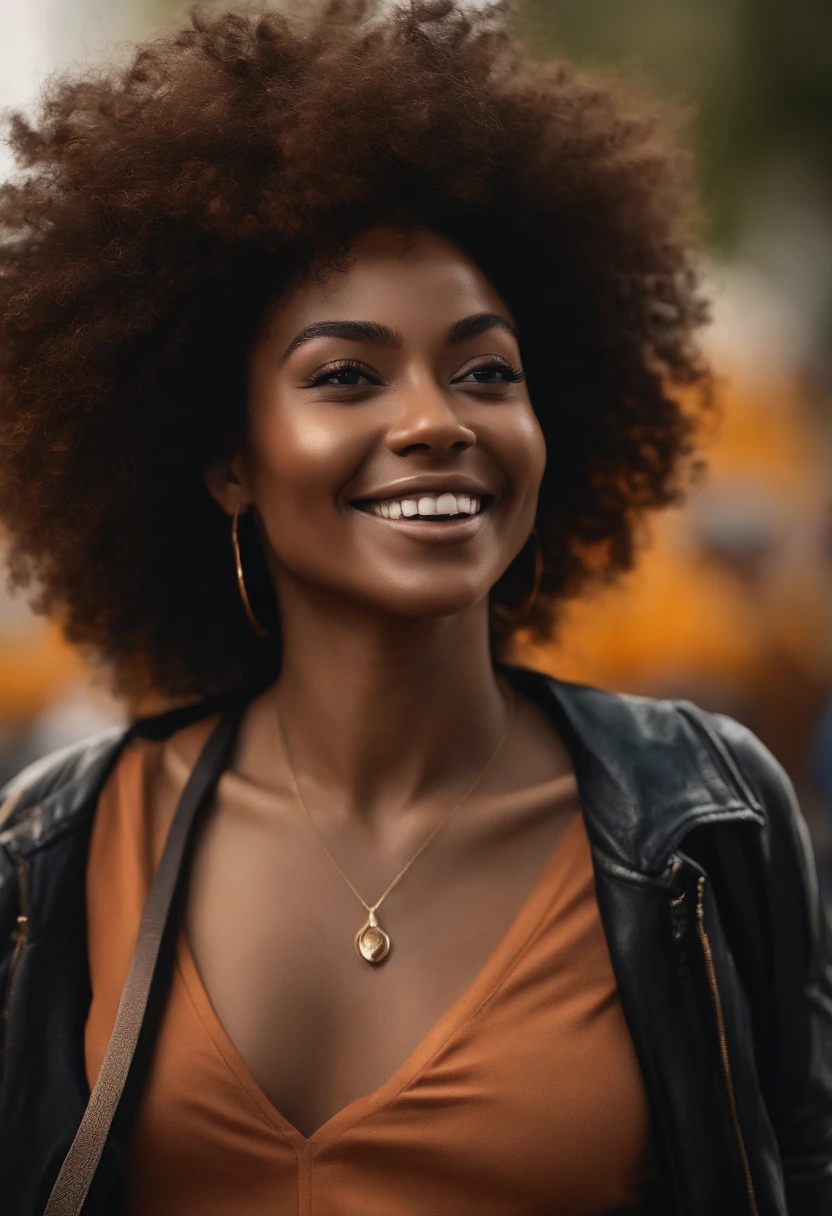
[0,0,711,701]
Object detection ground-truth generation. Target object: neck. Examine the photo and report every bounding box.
[264,584,512,821]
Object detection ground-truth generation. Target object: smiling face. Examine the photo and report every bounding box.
[212,227,546,625]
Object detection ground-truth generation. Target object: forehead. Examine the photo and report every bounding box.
[267,226,512,341]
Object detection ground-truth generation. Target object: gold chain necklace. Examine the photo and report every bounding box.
[273,684,516,965]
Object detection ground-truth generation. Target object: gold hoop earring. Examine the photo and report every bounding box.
[493,527,543,626]
[231,503,269,639]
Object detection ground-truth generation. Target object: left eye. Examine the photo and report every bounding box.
[453,359,525,385]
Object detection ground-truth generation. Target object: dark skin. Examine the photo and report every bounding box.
[177,227,577,1139]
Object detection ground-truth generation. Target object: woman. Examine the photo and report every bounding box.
[0,3,828,1214]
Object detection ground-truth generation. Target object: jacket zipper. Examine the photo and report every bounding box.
[694,873,759,1216]
[1,850,30,1046]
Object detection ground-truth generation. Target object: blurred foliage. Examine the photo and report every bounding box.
[519,0,832,249]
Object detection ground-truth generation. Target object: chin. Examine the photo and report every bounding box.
[367,586,488,622]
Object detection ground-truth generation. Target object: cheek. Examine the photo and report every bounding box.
[483,405,547,500]
[247,404,366,516]
[521,409,547,484]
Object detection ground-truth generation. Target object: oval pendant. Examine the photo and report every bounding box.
[355,909,390,964]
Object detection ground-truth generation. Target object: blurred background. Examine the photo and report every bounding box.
[0,1,831,897]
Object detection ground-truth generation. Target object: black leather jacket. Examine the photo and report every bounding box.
[1,665,831,1215]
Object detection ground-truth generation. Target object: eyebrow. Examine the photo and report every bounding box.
[279,311,519,363]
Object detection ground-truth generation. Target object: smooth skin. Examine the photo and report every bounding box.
[176,227,578,1138]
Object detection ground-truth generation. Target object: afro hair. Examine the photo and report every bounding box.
[0,0,711,700]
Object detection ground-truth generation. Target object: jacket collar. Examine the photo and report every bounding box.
[503,666,764,874]
[0,667,764,876]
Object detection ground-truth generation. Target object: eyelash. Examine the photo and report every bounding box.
[303,356,525,388]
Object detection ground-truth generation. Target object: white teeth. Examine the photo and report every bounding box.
[436,492,458,515]
[364,492,483,519]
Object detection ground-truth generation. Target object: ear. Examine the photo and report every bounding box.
[203,454,250,516]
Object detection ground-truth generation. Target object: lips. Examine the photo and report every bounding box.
[350,499,491,549]
[351,473,494,504]
[348,474,498,541]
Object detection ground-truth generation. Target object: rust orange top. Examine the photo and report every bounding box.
[85,730,655,1215]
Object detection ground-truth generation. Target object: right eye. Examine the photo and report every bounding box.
[304,359,379,388]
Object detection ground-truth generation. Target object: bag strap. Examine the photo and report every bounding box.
[43,704,245,1216]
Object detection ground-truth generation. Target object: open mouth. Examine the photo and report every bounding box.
[352,491,493,521]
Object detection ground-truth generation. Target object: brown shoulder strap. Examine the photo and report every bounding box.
[43,705,244,1216]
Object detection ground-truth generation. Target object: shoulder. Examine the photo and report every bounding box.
[0,726,129,837]
[517,665,738,769]
[511,666,801,869]
[0,695,233,852]
[687,705,798,816]
[516,665,755,800]
[535,665,785,808]
[687,705,818,893]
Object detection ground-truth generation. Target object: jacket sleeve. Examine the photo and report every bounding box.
[0,799,24,1076]
[710,712,832,1214]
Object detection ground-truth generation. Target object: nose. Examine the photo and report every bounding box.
[385,380,476,457]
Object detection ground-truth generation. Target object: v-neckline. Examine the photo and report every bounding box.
[175,807,584,1156]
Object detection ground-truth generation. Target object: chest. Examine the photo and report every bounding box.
[182,779,578,1139]
[121,790,655,1215]
[81,721,654,1214]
